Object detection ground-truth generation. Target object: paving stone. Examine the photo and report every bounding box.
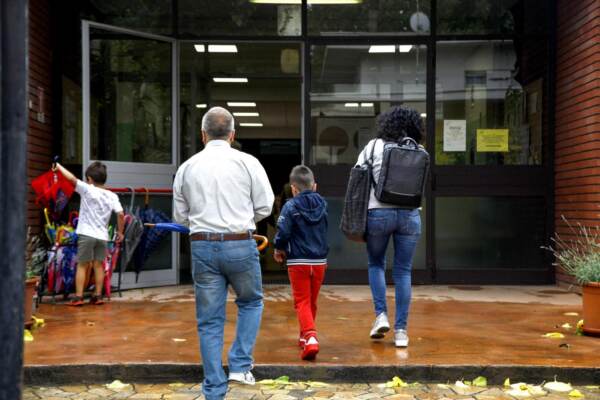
[88,387,116,397]
[383,394,415,399]
[268,394,297,400]
[61,386,89,393]
[109,390,136,399]
[163,393,198,400]
[129,394,163,399]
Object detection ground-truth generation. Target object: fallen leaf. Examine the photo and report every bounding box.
[24,330,34,342]
[569,389,584,398]
[169,383,186,388]
[585,386,599,389]
[528,385,547,397]
[544,380,573,392]
[336,317,349,320]
[305,381,329,388]
[106,380,129,390]
[576,320,585,336]
[504,378,511,387]
[472,376,487,387]
[564,312,579,316]
[542,332,565,339]
[172,338,187,342]
[31,315,45,329]
[561,323,573,329]
[386,376,409,388]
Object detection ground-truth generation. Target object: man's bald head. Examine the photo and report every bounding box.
[201,107,235,140]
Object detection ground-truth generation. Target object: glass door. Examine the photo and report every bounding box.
[82,21,178,289]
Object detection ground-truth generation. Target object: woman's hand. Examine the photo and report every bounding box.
[273,249,286,264]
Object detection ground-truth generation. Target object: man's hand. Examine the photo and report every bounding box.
[273,249,286,264]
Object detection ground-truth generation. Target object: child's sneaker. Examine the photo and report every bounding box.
[301,336,319,360]
[394,329,409,347]
[369,312,390,339]
[67,296,84,307]
[89,295,104,305]
[228,371,255,385]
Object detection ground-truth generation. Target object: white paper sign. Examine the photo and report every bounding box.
[443,120,467,152]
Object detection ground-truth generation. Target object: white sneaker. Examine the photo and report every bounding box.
[394,329,409,347]
[369,312,390,339]
[228,370,255,385]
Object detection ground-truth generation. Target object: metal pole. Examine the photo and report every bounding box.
[0,0,28,398]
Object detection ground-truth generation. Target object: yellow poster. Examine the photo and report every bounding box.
[477,129,509,152]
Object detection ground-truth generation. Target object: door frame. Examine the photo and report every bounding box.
[82,20,180,289]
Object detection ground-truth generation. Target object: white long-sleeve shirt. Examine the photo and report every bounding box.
[173,140,274,234]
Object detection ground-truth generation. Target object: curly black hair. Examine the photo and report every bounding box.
[376,106,424,143]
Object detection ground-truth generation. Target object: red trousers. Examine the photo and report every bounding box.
[288,264,327,338]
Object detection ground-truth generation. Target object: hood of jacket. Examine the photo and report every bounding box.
[291,191,327,225]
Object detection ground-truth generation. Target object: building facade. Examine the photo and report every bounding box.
[26,0,599,288]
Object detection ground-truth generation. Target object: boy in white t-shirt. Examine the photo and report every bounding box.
[54,161,124,306]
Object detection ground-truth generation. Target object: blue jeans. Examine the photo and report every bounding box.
[191,239,263,400]
[366,208,421,330]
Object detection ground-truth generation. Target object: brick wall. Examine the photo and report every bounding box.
[554,0,600,288]
[27,0,54,236]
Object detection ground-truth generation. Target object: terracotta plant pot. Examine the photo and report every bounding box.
[582,282,600,337]
[24,277,39,328]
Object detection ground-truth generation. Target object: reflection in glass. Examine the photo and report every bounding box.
[310,45,427,165]
[90,30,172,163]
[308,0,431,35]
[178,0,301,36]
[435,197,545,269]
[85,0,173,35]
[435,41,543,166]
[437,0,549,35]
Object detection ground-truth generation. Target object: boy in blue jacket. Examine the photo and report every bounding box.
[274,165,328,361]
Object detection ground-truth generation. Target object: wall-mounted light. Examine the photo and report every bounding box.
[196,104,207,109]
[194,44,239,53]
[420,113,427,118]
[240,123,264,127]
[398,45,413,53]
[360,103,374,107]
[213,77,248,83]
[194,44,205,53]
[344,103,360,107]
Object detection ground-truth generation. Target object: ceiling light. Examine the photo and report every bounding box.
[208,44,238,53]
[360,103,374,107]
[249,0,362,4]
[233,112,259,117]
[213,77,248,83]
[369,45,395,53]
[399,45,413,53]
[194,44,205,53]
[240,123,263,127]
[344,103,359,107]
[196,104,207,109]
[227,102,256,107]
[420,113,427,117]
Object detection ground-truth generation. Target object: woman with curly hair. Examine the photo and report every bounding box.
[355,105,424,348]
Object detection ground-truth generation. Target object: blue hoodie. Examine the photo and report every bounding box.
[274,190,328,266]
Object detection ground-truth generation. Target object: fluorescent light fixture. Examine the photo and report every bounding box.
[208,44,238,53]
[195,104,207,109]
[344,103,360,107]
[194,44,205,53]
[233,112,259,117]
[240,122,263,127]
[369,45,395,53]
[227,102,256,107]
[250,0,362,4]
[420,113,427,118]
[360,102,374,107]
[213,77,248,83]
[398,45,413,53]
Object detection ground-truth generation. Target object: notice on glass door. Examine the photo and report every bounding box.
[477,129,509,152]
[443,120,466,152]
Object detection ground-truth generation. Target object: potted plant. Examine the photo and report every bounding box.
[546,217,600,336]
[24,228,46,328]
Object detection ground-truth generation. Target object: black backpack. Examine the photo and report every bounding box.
[373,137,430,209]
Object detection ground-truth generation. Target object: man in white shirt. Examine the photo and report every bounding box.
[173,107,274,400]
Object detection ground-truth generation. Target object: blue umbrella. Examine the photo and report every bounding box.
[144,222,191,234]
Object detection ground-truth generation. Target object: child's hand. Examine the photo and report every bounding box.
[273,249,286,264]
[115,231,124,244]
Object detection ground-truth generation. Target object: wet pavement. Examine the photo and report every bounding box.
[24,285,600,368]
[24,381,600,399]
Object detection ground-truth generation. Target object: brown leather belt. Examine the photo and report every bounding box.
[190,231,252,242]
